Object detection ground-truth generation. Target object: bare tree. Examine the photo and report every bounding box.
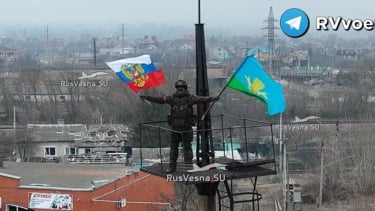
[346,126,375,195]
[0,75,16,122]
[172,183,198,211]
[57,69,83,123]
[42,76,61,123]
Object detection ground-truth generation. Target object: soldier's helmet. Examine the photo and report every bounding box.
[175,80,188,88]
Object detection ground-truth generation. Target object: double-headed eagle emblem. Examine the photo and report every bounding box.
[121,63,148,87]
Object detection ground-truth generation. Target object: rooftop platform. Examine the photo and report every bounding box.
[138,114,278,211]
[141,158,276,184]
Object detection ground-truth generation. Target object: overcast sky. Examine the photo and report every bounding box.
[1,0,374,37]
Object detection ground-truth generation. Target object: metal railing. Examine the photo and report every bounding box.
[137,113,277,171]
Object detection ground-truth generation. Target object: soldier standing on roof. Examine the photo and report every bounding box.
[140,79,219,173]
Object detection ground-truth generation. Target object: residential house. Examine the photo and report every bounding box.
[0,45,19,65]
[24,123,88,161]
[23,123,132,163]
[178,43,194,51]
[210,47,229,61]
[69,52,94,65]
[78,124,131,155]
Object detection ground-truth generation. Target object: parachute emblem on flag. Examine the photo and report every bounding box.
[225,55,286,116]
[245,76,267,100]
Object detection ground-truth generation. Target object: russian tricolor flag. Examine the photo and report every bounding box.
[106,55,165,93]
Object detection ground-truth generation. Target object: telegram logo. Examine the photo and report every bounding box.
[280,8,310,38]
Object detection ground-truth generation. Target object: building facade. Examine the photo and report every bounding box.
[0,162,174,211]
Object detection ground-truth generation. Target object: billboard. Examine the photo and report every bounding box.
[29,193,73,210]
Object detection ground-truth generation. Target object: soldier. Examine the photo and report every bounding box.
[140,79,218,173]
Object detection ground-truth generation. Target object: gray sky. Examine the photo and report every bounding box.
[1,0,374,36]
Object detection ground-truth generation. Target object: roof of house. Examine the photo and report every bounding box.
[88,124,129,133]
[0,45,15,51]
[0,161,138,190]
[27,124,88,143]
[77,124,130,148]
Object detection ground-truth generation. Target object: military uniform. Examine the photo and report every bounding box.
[140,80,218,173]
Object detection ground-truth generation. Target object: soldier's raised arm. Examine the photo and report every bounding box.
[139,95,167,104]
[192,95,219,104]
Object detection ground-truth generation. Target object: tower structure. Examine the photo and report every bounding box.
[262,7,279,76]
[140,3,278,211]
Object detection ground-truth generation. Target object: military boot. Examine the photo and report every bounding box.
[166,164,176,174]
[166,147,178,173]
[184,150,193,164]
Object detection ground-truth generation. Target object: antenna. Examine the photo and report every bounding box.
[198,0,201,24]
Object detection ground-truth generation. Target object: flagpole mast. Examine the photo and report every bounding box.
[200,82,228,120]
[195,0,217,210]
[200,55,248,120]
[279,114,282,170]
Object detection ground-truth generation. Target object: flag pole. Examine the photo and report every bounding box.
[200,55,249,120]
[141,98,151,105]
[139,94,151,105]
[200,83,228,120]
[279,113,283,171]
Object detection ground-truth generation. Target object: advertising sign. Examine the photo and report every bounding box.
[29,193,73,210]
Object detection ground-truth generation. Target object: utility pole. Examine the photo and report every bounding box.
[93,37,97,66]
[122,23,125,55]
[319,139,324,210]
[283,133,288,211]
[287,116,323,210]
[13,106,16,159]
[280,114,287,211]
[319,129,339,211]
[46,25,50,64]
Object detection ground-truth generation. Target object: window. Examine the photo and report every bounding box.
[6,204,29,211]
[45,147,56,156]
[64,147,76,155]
[108,130,116,136]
